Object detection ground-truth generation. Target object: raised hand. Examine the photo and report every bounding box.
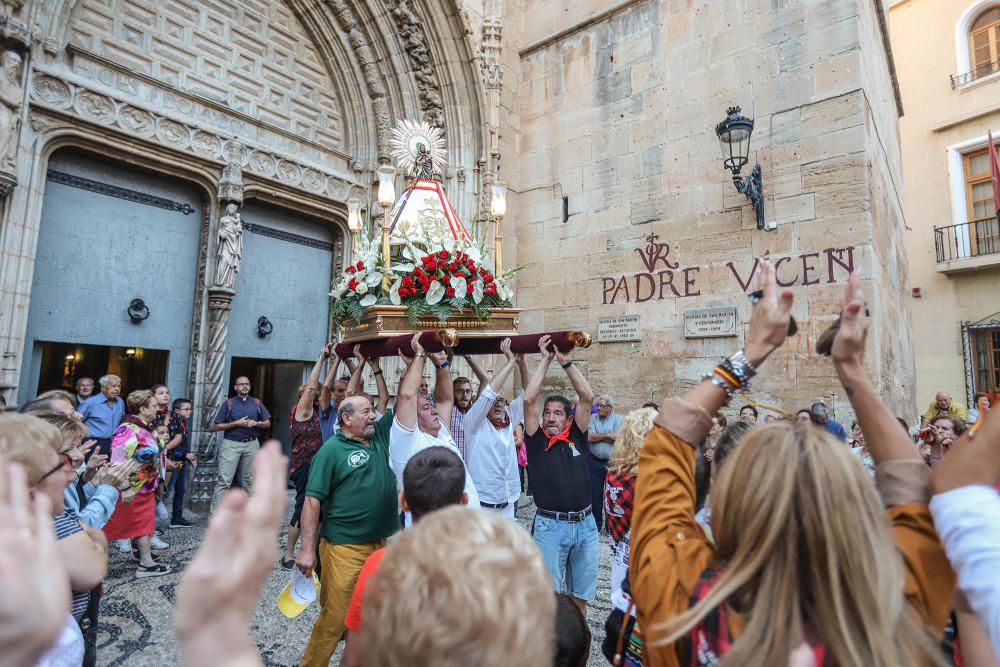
[500,337,514,361]
[745,259,795,366]
[830,271,868,367]
[537,334,555,362]
[79,439,98,460]
[410,332,425,357]
[554,342,572,366]
[353,344,366,365]
[0,455,70,667]
[175,441,287,666]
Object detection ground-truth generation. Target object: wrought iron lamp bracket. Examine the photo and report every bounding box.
[730,163,765,230]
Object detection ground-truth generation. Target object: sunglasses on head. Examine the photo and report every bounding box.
[36,453,72,484]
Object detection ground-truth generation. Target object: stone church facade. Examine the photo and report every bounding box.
[1,0,911,467]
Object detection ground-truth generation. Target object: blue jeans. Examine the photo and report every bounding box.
[531,512,599,600]
[166,461,188,521]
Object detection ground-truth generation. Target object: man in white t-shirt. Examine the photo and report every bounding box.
[391,334,479,525]
[463,338,524,520]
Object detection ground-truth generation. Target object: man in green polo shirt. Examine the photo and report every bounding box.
[296,395,399,667]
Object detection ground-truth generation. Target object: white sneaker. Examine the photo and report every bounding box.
[150,534,170,550]
[116,539,132,554]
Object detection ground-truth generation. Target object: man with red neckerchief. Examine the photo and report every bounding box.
[523,334,598,618]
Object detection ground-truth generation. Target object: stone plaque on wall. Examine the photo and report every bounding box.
[683,307,738,338]
[598,315,641,342]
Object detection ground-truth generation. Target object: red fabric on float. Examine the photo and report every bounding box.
[332,330,453,359]
[452,331,589,355]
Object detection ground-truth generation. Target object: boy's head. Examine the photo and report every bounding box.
[401,446,467,522]
[553,593,590,667]
[171,398,192,417]
[155,424,169,439]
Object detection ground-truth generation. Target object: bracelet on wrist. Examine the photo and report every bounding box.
[561,360,573,369]
[436,359,451,369]
[372,370,383,376]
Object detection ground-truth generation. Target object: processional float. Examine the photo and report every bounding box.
[329,120,591,356]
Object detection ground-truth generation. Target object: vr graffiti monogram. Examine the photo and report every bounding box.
[601,234,857,305]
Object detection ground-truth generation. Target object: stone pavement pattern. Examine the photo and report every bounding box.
[94,492,614,666]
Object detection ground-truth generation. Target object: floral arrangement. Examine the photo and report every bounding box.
[330,236,516,325]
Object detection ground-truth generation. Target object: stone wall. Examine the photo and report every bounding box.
[508,0,913,421]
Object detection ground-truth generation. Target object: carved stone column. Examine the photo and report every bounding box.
[188,286,234,514]
[189,145,245,514]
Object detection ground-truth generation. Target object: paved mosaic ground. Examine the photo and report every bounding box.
[95,491,614,666]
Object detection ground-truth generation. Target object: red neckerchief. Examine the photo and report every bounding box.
[544,423,573,452]
[487,411,511,431]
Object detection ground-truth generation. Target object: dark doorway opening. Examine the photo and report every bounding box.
[227,357,310,456]
[37,342,169,399]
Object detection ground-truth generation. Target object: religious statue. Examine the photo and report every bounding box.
[0,50,23,172]
[413,143,434,180]
[216,203,243,289]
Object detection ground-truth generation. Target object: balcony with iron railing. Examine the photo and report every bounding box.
[951,59,1000,88]
[934,217,1000,273]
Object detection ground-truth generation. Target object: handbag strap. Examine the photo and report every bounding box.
[612,600,636,667]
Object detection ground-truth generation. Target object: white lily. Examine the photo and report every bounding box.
[426,279,445,305]
[364,271,382,286]
[389,277,402,306]
[450,276,467,300]
[471,279,484,304]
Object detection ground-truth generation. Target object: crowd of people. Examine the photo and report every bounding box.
[0,262,998,667]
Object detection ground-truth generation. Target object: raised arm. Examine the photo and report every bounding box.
[554,344,594,433]
[515,352,529,392]
[831,273,921,465]
[429,348,454,427]
[489,339,517,395]
[296,349,327,422]
[319,347,341,413]
[395,334,427,431]
[630,260,793,656]
[346,345,366,397]
[368,357,389,413]
[523,336,556,437]
[463,354,490,394]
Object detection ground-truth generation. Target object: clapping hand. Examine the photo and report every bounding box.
[175,441,287,667]
[830,271,868,367]
[744,259,795,367]
[0,455,70,667]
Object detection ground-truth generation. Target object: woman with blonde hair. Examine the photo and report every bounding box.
[101,389,170,578]
[631,264,956,667]
[605,407,655,600]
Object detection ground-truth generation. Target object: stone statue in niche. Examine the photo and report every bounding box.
[216,203,243,289]
[0,50,23,172]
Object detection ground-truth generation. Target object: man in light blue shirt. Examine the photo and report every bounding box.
[77,374,125,457]
[587,394,623,531]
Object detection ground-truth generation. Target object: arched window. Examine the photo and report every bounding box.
[970,7,1000,78]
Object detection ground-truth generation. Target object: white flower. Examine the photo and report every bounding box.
[359,294,377,307]
[471,279,484,304]
[426,280,445,305]
[389,277,402,306]
[355,282,368,295]
[364,271,382,287]
[391,263,415,273]
[450,276,467,300]
[466,246,482,264]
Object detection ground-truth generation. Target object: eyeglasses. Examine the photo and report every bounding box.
[36,453,72,484]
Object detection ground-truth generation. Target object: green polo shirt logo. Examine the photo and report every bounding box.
[347,450,369,468]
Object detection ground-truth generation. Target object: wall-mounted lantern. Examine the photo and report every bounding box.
[716,106,766,230]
